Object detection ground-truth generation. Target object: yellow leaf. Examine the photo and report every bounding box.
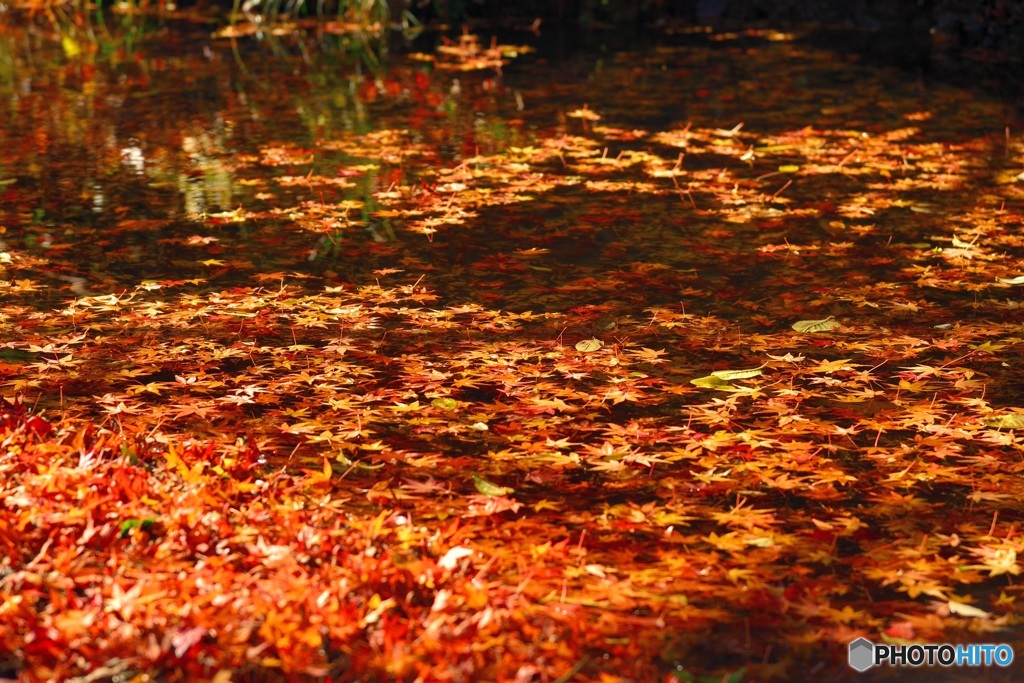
[711,367,762,381]
[691,374,734,390]
[62,35,81,58]
[812,358,854,373]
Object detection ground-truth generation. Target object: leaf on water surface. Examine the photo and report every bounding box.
[119,518,156,538]
[472,473,514,497]
[691,375,734,390]
[61,36,81,58]
[673,666,746,683]
[437,546,474,570]
[430,397,458,411]
[791,317,839,333]
[575,338,604,353]
[994,169,1024,183]
[566,105,601,121]
[946,600,990,619]
[691,367,762,391]
[984,414,1024,429]
[710,368,762,381]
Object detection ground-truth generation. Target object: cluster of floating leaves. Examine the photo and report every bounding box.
[2,23,1024,682]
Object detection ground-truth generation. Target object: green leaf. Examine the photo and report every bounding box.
[119,517,156,538]
[671,668,745,683]
[430,397,458,411]
[472,473,514,497]
[691,375,735,390]
[0,348,36,362]
[985,414,1024,429]
[792,317,839,333]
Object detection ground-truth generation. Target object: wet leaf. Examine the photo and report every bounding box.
[985,414,1024,429]
[431,397,458,411]
[710,368,763,381]
[119,518,156,538]
[791,317,839,333]
[472,473,514,497]
[575,338,604,353]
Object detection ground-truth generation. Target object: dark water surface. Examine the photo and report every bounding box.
[2,19,1017,310]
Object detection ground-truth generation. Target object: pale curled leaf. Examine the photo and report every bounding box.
[710,367,763,381]
[947,600,990,619]
[575,338,604,353]
[792,317,840,333]
[438,546,473,570]
[691,367,762,391]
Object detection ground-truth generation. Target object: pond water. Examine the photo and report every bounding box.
[3,13,1024,682]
